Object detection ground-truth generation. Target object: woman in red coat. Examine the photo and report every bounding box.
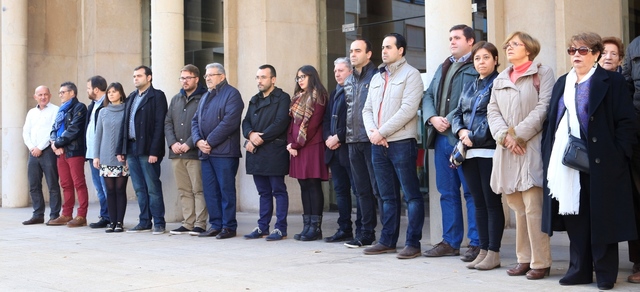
[287,65,329,241]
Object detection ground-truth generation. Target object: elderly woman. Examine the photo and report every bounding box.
[542,32,637,290]
[598,36,624,73]
[451,41,503,270]
[288,65,329,241]
[487,31,554,280]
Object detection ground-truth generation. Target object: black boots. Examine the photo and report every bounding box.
[301,215,323,241]
[294,215,311,240]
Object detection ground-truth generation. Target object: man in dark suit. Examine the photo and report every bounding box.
[323,57,357,242]
[117,65,168,235]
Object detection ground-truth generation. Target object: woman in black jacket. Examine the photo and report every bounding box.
[542,32,637,290]
[451,41,503,270]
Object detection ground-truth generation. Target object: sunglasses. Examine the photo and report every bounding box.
[567,46,593,56]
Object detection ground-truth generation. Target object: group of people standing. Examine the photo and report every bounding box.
[20,25,640,289]
[423,25,640,289]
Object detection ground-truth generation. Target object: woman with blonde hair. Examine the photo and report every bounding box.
[487,31,553,280]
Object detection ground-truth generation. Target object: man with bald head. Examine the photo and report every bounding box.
[22,86,62,225]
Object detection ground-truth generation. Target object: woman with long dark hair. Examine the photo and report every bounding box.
[287,65,329,241]
[93,82,129,232]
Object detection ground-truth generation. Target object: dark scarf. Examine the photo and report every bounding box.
[53,98,75,138]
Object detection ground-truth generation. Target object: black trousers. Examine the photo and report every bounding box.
[561,172,618,285]
[628,143,640,265]
[461,157,504,252]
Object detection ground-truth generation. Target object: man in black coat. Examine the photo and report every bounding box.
[323,57,357,242]
[117,65,168,235]
[241,64,291,241]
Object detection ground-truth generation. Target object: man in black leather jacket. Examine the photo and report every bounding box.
[343,39,380,248]
[48,82,89,227]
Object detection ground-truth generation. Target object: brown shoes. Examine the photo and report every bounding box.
[526,267,550,280]
[363,243,396,255]
[67,216,87,227]
[396,246,421,259]
[22,216,45,225]
[423,240,460,257]
[46,215,72,226]
[460,245,480,262]
[629,271,640,284]
[506,263,531,276]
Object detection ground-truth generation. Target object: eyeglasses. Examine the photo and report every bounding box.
[295,75,307,82]
[502,41,524,50]
[179,76,197,82]
[203,73,222,78]
[59,90,70,95]
[567,46,593,56]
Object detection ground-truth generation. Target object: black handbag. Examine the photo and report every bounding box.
[561,110,589,173]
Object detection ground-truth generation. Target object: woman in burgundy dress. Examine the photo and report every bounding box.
[287,65,329,241]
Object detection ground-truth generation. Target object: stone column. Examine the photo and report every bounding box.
[226,0,322,214]
[424,0,472,245]
[151,0,184,222]
[1,0,29,207]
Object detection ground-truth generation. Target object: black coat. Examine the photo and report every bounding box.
[241,87,290,176]
[51,97,87,158]
[323,85,349,167]
[450,71,498,149]
[542,66,638,244]
[117,85,168,158]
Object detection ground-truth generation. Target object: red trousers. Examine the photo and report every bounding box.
[57,155,89,217]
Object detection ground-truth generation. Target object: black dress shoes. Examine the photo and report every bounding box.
[324,230,353,242]
[597,282,614,290]
[22,216,45,225]
[216,228,236,239]
[198,228,221,237]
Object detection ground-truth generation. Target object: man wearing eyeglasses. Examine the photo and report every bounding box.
[165,64,209,236]
[241,64,291,241]
[48,82,90,227]
[422,24,480,261]
[117,65,168,235]
[192,63,244,239]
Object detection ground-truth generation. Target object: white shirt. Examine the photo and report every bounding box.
[85,94,105,159]
[23,102,59,151]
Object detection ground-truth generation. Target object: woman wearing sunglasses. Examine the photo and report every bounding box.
[542,32,637,290]
[287,65,329,241]
[487,31,554,280]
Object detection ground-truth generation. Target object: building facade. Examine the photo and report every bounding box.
[1,0,636,241]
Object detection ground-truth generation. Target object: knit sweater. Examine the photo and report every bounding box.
[95,103,126,166]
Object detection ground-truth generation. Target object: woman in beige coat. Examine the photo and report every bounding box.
[487,31,554,280]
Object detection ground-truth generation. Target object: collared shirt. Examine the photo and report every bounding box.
[449,51,471,63]
[85,94,105,158]
[23,102,59,151]
[129,88,148,139]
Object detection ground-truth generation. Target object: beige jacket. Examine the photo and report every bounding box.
[487,63,555,194]
[362,57,423,142]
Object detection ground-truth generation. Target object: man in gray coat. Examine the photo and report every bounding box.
[165,64,209,236]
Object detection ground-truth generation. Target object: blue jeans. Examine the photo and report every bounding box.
[127,146,165,228]
[253,175,288,234]
[348,142,378,236]
[89,159,109,221]
[434,134,478,248]
[27,147,61,219]
[372,139,425,248]
[328,156,359,233]
[201,157,239,230]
